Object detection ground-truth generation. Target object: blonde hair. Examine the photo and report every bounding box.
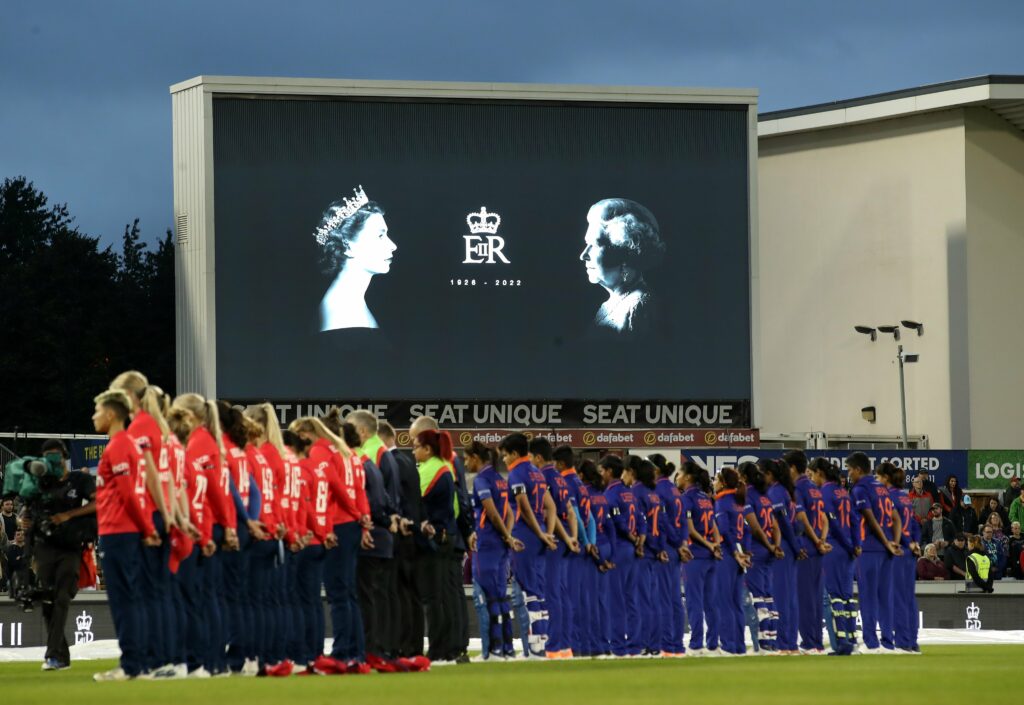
[166,407,197,444]
[94,388,134,421]
[289,416,352,458]
[173,393,224,453]
[245,403,284,454]
[110,370,170,439]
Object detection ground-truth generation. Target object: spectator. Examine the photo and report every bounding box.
[967,535,994,593]
[981,524,1008,579]
[979,497,1010,531]
[916,544,949,581]
[937,475,963,517]
[944,533,969,582]
[1009,491,1024,529]
[921,503,955,555]
[1,497,16,541]
[1003,476,1022,511]
[916,471,939,502]
[5,528,30,599]
[908,476,934,525]
[1006,522,1024,580]
[955,495,980,534]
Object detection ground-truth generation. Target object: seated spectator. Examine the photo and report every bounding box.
[1003,476,1022,512]
[954,495,980,534]
[1010,492,1024,530]
[938,475,963,516]
[981,524,1008,579]
[967,535,994,593]
[979,497,1010,532]
[944,533,969,582]
[1006,522,1024,580]
[917,543,949,580]
[921,503,955,555]
[908,476,934,525]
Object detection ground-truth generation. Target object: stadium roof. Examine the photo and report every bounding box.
[759,74,1024,137]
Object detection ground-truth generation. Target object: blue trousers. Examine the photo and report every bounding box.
[771,551,798,650]
[475,547,514,656]
[325,522,364,661]
[512,535,547,655]
[202,528,227,672]
[170,550,188,665]
[797,552,824,650]
[222,525,252,670]
[141,512,174,670]
[637,559,658,651]
[99,533,146,676]
[566,554,584,653]
[296,544,325,665]
[282,549,304,663]
[543,549,569,652]
[249,538,280,665]
[857,551,894,649]
[176,545,207,672]
[714,555,745,654]
[660,556,684,653]
[608,553,641,655]
[893,553,918,650]
[684,557,717,650]
[745,558,774,650]
[824,550,856,654]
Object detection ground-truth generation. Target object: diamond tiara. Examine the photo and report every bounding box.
[314,185,369,245]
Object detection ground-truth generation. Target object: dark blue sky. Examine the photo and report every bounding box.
[2,0,1023,246]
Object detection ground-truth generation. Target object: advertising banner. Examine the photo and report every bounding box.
[69,439,106,473]
[967,450,1024,489]
[396,428,759,449]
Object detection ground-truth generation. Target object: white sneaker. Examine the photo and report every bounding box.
[174,663,188,678]
[800,648,827,656]
[893,648,914,655]
[152,664,179,679]
[857,644,884,655]
[241,658,259,677]
[704,648,723,658]
[187,667,212,679]
[94,667,135,682]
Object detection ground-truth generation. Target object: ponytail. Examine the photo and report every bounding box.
[416,429,450,459]
[171,392,225,454]
[719,466,746,505]
[111,369,170,439]
[439,430,453,460]
[140,385,171,440]
[682,460,712,494]
[464,441,497,466]
[244,402,284,453]
[290,416,352,458]
[760,458,795,498]
[740,461,766,494]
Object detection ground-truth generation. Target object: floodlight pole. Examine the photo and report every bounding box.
[897,344,909,449]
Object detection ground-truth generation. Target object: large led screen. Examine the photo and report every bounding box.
[212,96,751,400]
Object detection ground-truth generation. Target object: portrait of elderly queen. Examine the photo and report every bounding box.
[579,198,666,336]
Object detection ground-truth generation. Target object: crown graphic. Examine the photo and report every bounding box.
[76,611,92,631]
[966,602,980,619]
[314,185,369,245]
[467,207,501,234]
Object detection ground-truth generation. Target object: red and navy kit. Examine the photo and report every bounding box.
[713,489,746,655]
[127,410,164,518]
[853,473,896,650]
[247,444,280,537]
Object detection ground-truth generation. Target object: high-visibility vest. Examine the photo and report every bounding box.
[968,552,991,580]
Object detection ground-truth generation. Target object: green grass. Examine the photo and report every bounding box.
[1,647,1020,704]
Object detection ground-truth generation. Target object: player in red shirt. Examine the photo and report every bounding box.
[109,370,177,677]
[173,393,235,677]
[289,413,371,674]
[91,389,160,682]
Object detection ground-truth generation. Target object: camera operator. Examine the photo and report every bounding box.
[22,439,97,671]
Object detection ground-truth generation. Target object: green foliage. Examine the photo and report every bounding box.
[0,176,174,433]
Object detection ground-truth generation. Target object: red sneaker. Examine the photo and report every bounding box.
[366,654,398,674]
[404,656,431,672]
[267,660,294,677]
[313,655,346,675]
[346,661,372,675]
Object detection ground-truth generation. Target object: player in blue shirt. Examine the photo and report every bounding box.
[499,433,558,657]
[651,454,690,657]
[761,458,801,655]
[553,445,595,657]
[877,462,921,654]
[467,441,524,659]
[713,467,752,655]
[679,461,721,654]
[846,452,902,654]
[740,462,783,652]
[581,460,615,657]
[784,450,832,654]
[530,438,579,659]
[810,458,860,656]
[632,457,669,656]
[601,455,647,657]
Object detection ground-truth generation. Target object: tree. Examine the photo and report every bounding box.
[0,177,174,435]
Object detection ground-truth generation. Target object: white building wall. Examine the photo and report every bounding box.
[757,110,969,448]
